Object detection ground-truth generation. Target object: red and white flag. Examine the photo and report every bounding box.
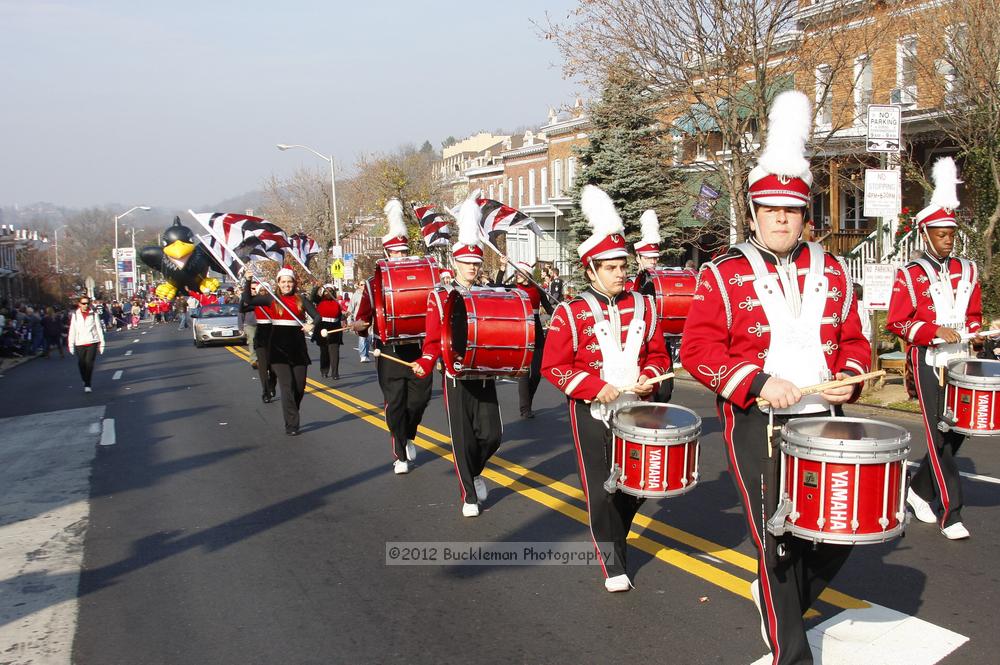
[475,199,542,240]
[412,203,451,248]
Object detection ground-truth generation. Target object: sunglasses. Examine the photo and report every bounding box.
[79,301,90,306]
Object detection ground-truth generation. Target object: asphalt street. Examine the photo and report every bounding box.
[1,321,999,664]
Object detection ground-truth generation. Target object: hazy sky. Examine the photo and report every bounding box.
[0,0,581,209]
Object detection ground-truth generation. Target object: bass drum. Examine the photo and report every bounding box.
[442,289,534,380]
[373,256,441,345]
[634,268,697,336]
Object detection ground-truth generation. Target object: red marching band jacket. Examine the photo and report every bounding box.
[414,285,456,377]
[316,298,342,321]
[885,256,982,346]
[540,290,671,401]
[266,294,307,324]
[354,278,377,336]
[680,243,870,410]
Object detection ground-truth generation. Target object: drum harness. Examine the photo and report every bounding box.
[914,257,974,432]
[580,290,646,427]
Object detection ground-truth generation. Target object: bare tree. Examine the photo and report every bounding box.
[543,0,893,241]
[905,0,1000,290]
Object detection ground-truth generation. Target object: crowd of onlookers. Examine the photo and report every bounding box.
[1,299,73,359]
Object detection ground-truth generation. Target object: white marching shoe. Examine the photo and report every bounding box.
[906,488,937,524]
[604,574,632,593]
[941,522,970,540]
[393,460,410,475]
[474,476,489,503]
[462,502,480,518]
[405,440,417,462]
[84,386,93,393]
[750,579,769,646]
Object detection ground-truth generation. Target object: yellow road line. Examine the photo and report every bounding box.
[225,346,867,609]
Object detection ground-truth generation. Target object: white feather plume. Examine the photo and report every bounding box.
[757,90,812,179]
[383,198,407,238]
[930,157,961,210]
[456,193,482,247]
[580,185,624,236]
[639,209,660,244]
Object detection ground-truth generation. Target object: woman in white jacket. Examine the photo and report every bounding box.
[68,295,105,393]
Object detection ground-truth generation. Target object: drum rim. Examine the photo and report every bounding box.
[373,256,439,343]
[779,521,905,545]
[780,416,911,457]
[946,358,1000,385]
[612,401,703,440]
[442,288,535,379]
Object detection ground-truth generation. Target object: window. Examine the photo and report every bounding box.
[695,138,708,162]
[518,177,524,208]
[854,55,873,125]
[567,157,577,189]
[498,183,504,203]
[541,167,548,203]
[943,24,967,105]
[841,183,872,231]
[507,178,513,206]
[815,65,832,128]
[529,168,536,206]
[552,159,563,196]
[488,184,495,200]
[671,134,682,166]
[897,36,918,106]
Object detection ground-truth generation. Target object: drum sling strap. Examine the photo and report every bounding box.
[580,291,646,424]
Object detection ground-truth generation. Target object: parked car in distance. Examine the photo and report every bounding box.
[191,303,246,348]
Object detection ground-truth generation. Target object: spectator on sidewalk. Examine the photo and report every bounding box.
[41,306,65,358]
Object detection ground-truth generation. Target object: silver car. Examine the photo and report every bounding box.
[191,303,247,347]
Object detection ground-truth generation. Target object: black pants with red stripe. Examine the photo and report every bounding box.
[518,320,545,415]
[569,399,645,579]
[719,399,852,665]
[377,343,433,462]
[909,345,965,528]
[443,376,501,504]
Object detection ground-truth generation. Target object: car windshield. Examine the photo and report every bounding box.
[197,304,240,318]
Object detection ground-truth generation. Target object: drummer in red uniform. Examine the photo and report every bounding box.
[624,209,661,292]
[495,259,554,418]
[886,157,983,540]
[541,185,671,592]
[413,194,502,518]
[680,91,870,664]
[352,199,434,475]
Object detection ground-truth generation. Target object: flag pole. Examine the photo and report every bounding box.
[189,210,306,326]
[196,234,240,283]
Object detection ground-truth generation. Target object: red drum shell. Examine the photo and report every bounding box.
[441,289,534,379]
[373,257,440,345]
[775,417,910,545]
[635,268,697,336]
[944,359,1000,436]
[610,403,701,499]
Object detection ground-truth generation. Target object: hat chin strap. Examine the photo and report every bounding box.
[588,259,615,297]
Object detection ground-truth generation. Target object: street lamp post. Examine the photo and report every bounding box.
[53,225,68,272]
[114,206,150,301]
[276,143,341,251]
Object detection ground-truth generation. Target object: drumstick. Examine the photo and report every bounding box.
[930,328,1000,345]
[621,372,675,392]
[371,349,416,369]
[755,370,885,409]
[319,326,348,338]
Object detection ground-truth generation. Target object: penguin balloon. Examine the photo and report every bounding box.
[140,217,223,300]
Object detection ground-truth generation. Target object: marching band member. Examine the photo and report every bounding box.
[413,195,502,518]
[887,157,982,540]
[541,185,671,592]
[240,277,277,402]
[439,268,453,287]
[624,209,661,292]
[497,258,554,418]
[680,91,870,664]
[352,199,434,474]
[311,283,343,379]
[629,209,674,403]
[242,267,319,436]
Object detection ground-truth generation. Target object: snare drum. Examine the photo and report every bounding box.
[768,417,910,545]
[441,289,535,379]
[608,403,701,499]
[634,268,697,336]
[944,358,1000,436]
[373,257,441,345]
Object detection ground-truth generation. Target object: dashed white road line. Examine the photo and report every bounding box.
[132,338,139,343]
[112,370,123,380]
[100,418,116,446]
[141,331,147,335]
[125,350,133,356]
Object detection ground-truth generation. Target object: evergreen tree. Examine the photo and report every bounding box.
[566,68,687,270]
